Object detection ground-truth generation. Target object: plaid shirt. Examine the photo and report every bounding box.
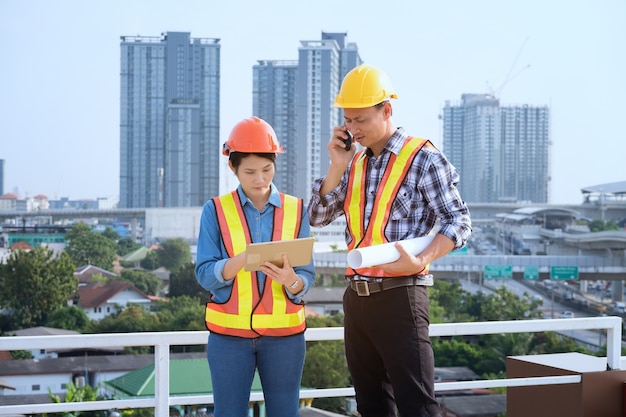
[308,127,472,249]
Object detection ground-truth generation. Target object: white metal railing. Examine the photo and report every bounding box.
[0,316,622,416]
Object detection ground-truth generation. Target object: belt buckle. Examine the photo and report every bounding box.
[355,281,370,296]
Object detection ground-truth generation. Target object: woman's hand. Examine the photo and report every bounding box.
[261,254,301,293]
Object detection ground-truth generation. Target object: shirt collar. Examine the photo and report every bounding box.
[236,183,281,209]
[365,127,406,157]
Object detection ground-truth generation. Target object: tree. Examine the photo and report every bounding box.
[302,315,350,414]
[101,227,120,242]
[168,262,205,299]
[48,380,104,417]
[152,296,206,333]
[65,223,118,270]
[157,238,191,272]
[119,269,163,296]
[140,250,159,270]
[92,305,158,354]
[117,236,140,256]
[0,247,77,329]
[46,306,91,332]
[588,219,621,232]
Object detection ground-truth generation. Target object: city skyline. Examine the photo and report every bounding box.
[1,0,625,205]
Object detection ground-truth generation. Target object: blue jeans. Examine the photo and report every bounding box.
[207,333,305,417]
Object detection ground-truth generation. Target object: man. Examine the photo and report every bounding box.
[307,64,471,417]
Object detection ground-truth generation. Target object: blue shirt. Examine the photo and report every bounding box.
[195,184,315,303]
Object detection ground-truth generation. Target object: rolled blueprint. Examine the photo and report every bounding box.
[347,235,435,269]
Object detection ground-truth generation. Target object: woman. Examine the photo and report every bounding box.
[195,116,315,417]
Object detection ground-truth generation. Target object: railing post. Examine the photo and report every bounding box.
[154,343,170,417]
[606,317,622,370]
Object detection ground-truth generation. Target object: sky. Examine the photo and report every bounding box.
[1,0,625,205]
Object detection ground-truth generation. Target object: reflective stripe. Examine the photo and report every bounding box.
[345,151,367,243]
[345,137,430,278]
[206,191,306,337]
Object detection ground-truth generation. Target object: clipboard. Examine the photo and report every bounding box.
[244,237,315,271]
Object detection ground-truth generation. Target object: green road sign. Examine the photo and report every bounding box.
[550,266,579,280]
[484,265,512,279]
[524,265,539,280]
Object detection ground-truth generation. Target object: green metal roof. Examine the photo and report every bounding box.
[104,358,262,397]
[121,246,150,262]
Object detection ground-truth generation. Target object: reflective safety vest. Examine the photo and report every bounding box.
[205,190,307,338]
[344,137,431,278]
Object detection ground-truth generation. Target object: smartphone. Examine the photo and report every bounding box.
[342,130,353,151]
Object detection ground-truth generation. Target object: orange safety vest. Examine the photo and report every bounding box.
[344,137,431,278]
[205,190,307,338]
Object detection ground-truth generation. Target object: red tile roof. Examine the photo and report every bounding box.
[78,280,150,308]
[10,241,33,251]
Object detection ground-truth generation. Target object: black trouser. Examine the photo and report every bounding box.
[343,284,441,417]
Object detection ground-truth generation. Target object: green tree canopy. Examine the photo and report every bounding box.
[119,269,163,296]
[152,295,206,332]
[0,247,77,329]
[303,314,350,414]
[102,226,120,242]
[168,262,205,299]
[588,219,621,232]
[157,238,191,272]
[117,236,141,256]
[140,250,160,270]
[65,223,118,270]
[46,306,91,332]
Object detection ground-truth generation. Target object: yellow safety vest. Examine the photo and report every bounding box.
[344,137,431,278]
[205,190,306,338]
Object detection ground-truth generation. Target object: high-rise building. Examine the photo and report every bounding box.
[119,32,220,208]
[442,94,550,203]
[253,32,361,201]
[0,159,4,195]
[253,60,299,196]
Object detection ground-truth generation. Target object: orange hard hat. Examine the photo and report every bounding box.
[222,116,284,156]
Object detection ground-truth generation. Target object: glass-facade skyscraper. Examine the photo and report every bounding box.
[253,32,361,202]
[253,60,299,197]
[442,94,551,203]
[119,32,220,208]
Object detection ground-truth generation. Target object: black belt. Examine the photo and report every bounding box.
[348,275,433,296]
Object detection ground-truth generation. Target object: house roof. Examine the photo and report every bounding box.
[581,180,626,196]
[74,265,118,283]
[435,366,480,382]
[0,352,205,376]
[439,393,506,416]
[0,379,16,390]
[303,287,346,303]
[0,393,54,406]
[121,246,150,262]
[104,357,263,397]
[78,280,150,308]
[299,407,348,417]
[9,241,33,251]
[11,326,79,337]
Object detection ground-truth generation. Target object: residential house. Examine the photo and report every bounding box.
[303,287,346,316]
[6,327,123,360]
[77,279,153,321]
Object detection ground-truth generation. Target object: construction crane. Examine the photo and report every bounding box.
[487,36,531,100]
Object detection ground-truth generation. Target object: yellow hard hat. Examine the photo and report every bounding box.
[334,64,398,108]
[222,116,284,156]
